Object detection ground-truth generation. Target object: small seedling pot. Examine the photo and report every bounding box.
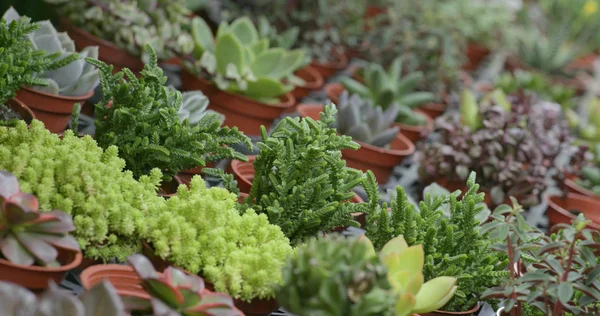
[546,193,600,230]
[290,65,325,101]
[421,303,481,316]
[5,98,35,124]
[180,70,296,136]
[324,82,434,143]
[0,247,82,291]
[15,87,94,133]
[60,18,144,73]
[310,51,349,82]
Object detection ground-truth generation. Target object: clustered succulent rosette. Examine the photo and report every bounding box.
[420,91,583,206]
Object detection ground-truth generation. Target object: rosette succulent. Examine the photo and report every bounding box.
[188,16,305,103]
[178,90,224,127]
[334,91,399,147]
[3,7,99,96]
[419,90,583,206]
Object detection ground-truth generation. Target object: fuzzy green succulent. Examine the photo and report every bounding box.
[188,16,305,103]
[89,45,250,182]
[3,7,99,97]
[365,171,508,312]
[334,91,399,147]
[0,120,166,262]
[146,176,293,302]
[243,104,370,244]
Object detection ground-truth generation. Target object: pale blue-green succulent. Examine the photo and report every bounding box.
[335,90,399,147]
[2,7,99,97]
[178,90,224,126]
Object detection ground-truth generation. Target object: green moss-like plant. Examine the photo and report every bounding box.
[0,11,78,117]
[243,104,368,243]
[88,45,251,182]
[146,177,293,302]
[365,171,508,312]
[0,120,166,262]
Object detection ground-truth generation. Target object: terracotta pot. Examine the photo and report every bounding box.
[177,162,216,186]
[564,178,600,201]
[546,193,600,230]
[290,66,325,101]
[180,70,296,135]
[463,43,490,71]
[81,264,155,299]
[157,176,183,198]
[5,98,35,124]
[204,280,278,316]
[77,256,104,271]
[324,83,433,143]
[366,5,387,18]
[59,18,144,73]
[567,53,598,71]
[141,241,171,273]
[230,156,257,194]
[311,52,349,81]
[15,87,94,133]
[420,103,447,120]
[0,247,82,291]
[496,306,520,316]
[297,103,415,183]
[421,303,481,316]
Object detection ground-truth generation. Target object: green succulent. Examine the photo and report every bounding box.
[188,16,305,103]
[495,70,576,109]
[341,57,434,126]
[177,90,224,127]
[576,165,600,196]
[334,91,399,147]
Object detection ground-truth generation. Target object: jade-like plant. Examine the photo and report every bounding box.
[365,171,508,312]
[0,280,126,315]
[277,234,396,316]
[420,90,583,206]
[146,176,293,302]
[88,45,251,182]
[43,0,194,60]
[242,104,369,243]
[0,120,167,262]
[3,7,99,97]
[340,57,434,126]
[481,200,600,315]
[277,233,458,316]
[0,171,80,267]
[0,10,77,120]
[127,254,240,315]
[334,91,399,147]
[188,16,305,103]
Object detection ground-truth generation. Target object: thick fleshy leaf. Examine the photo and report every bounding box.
[144,278,184,307]
[56,32,75,52]
[371,127,398,147]
[33,78,60,95]
[380,235,409,260]
[245,77,289,99]
[251,38,269,56]
[0,280,37,314]
[356,235,376,258]
[394,292,416,316]
[39,234,80,251]
[34,20,59,40]
[266,49,305,79]
[12,193,39,212]
[0,171,20,197]
[1,234,34,266]
[128,254,159,279]
[215,33,245,75]
[384,245,424,275]
[34,34,63,54]
[44,53,84,88]
[38,281,84,316]
[16,231,58,265]
[4,202,39,224]
[340,78,370,98]
[191,292,236,313]
[150,298,180,316]
[250,48,284,78]
[81,280,125,316]
[413,277,457,313]
[2,7,21,23]
[229,17,258,46]
[30,211,75,233]
[60,69,99,96]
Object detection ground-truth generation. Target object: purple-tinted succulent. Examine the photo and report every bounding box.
[419,91,584,206]
[0,171,80,266]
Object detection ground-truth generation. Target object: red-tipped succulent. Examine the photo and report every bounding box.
[0,171,80,266]
[128,254,242,316]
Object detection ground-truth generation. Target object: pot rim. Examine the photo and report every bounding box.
[0,248,82,272]
[431,302,481,315]
[295,65,325,89]
[546,193,600,229]
[7,98,36,121]
[21,86,95,102]
[312,51,349,70]
[564,178,600,200]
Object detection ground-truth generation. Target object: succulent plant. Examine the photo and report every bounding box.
[334,91,399,147]
[381,236,458,315]
[0,171,80,267]
[3,7,99,97]
[420,90,583,207]
[43,0,194,60]
[0,8,78,106]
[575,165,600,195]
[0,280,126,316]
[89,44,251,182]
[127,254,240,316]
[177,90,224,127]
[494,70,577,109]
[277,234,396,316]
[188,15,305,103]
